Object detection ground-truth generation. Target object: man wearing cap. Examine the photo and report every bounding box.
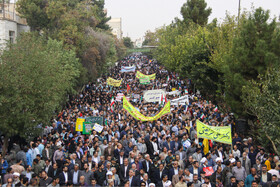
[213,158,225,171]
[200,157,208,170]
[70,163,82,185]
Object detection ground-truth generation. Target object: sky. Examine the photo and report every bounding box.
[104,0,280,41]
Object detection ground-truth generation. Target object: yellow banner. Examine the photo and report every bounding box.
[196,120,232,144]
[106,77,122,87]
[136,71,156,80]
[123,96,170,121]
[75,118,85,131]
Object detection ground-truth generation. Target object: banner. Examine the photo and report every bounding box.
[143,89,166,103]
[75,118,85,132]
[139,77,150,84]
[170,95,189,106]
[123,96,170,121]
[120,66,136,73]
[86,116,103,125]
[196,120,232,144]
[106,77,122,87]
[167,90,181,95]
[136,71,156,80]
[116,93,124,102]
[83,122,93,135]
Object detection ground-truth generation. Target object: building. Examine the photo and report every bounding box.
[134,37,144,48]
[107,18,122,39]
[0,3,29,50]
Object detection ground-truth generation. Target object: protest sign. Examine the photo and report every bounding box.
[167,90,181,95]
[106,77,122,87]
[196,120,232,144]
[203,167,214,176]
[123,96,170,121]
[92,123,103,133]
[120,66,136,73]
[139,77,150,84]
[170,95,189,106]
[75,118,85,132]
[136,71,156,80]
[116,93,124,102]
[143,89,166,103]
[82,122,93,135]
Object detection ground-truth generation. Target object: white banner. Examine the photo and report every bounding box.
[167,90,181,95]
[170,95,189,106]
[116,93,124,102]
[143,89,166,103]
[93,123,103,133]
[120,66,136,73]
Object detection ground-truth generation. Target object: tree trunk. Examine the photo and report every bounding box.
[2,136,9,156]
[265,133,280,155]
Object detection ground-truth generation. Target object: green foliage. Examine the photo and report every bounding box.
[0,33,81,138]
[123,37,134,48]
[212,8,280,116]
[242,68,280,154]
[181,0,212,26]
[92,0,111,31]
[142,30,159,46]
[155,23,219,97]
[16,0,49,31]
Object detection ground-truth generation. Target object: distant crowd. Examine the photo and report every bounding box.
[0,54,279,187]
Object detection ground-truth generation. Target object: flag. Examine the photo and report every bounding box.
[110,97,115,113]
[140,95,142,103]
[167,76,170,82]
[200,113,205,119]
[127,84,130,93]
[203,138,209,155]
[159,94,163,105]
[214,106,218,112]
[165,94,168,103]
[185,89,188,94]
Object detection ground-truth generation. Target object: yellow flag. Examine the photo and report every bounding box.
[203,139,209,155]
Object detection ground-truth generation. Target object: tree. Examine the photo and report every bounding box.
[213,8,280,116]
[0,33,82,155]
[242,68,280,154]
[16,0,50,31]
[142,30,159,46]
[92,0,111,31]
[181,0,212,26]
[123,37,133,48]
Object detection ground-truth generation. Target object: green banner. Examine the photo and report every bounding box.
[123,96,170,121]
[82,122,93,135]
[140,77,150,84]
[86,116,103,125]
[196,120,232,144]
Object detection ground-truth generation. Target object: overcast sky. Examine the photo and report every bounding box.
[105,0,280,40]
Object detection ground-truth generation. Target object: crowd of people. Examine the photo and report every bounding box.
[0,54,279,187]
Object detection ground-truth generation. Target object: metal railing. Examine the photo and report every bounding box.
[0,9,27,25]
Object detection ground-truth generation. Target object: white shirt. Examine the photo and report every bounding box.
[268,169,280,179]
[73,171,78,184]
[120,156,124,165]
[174,168,178,175]
[124,166,128,178]
[63,172,68,183]
[146,161,149,172]
[152,142,159,155]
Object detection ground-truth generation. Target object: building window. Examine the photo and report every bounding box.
[9,31,15,43]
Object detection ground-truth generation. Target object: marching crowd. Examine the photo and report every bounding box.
[0,54,280,187]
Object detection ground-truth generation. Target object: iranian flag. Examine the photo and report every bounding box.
[110,97,115,113]
[200,113,205,120]
[159,94,163,105]
[165,94,168,103]
[185,89,188,94]
[214,106,218,112]
[127,84,131,93]
[167,76,170,82]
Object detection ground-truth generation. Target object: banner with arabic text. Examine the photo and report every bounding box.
[136,71,156,80]
[120,66,136,73]
[196,120,232,144]
[140,77,150,84]
[123,96,170,121]
[106,77,122,87]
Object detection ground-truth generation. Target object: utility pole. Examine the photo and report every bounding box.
[238,0,241,24]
